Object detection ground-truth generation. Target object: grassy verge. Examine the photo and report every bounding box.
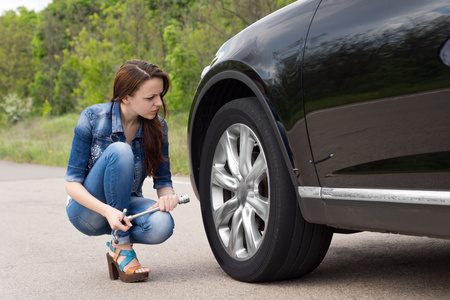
[165,111,189,175]
[0,111,189,175]
[0,114,78,166]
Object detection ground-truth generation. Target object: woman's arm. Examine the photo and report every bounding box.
[150,119,178,212]
[66,181,132,231]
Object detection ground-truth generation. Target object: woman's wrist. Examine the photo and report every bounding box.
[99,202,113,217]
[160,190,176,197]
[160,191,177,197]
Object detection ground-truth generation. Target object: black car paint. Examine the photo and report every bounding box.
[188,0,321,195]
[302,0,450,190]
[188,0,450,237]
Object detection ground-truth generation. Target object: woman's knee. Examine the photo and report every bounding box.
[104,142,134,177]
[134,211,174,244]
[106,142,133,162]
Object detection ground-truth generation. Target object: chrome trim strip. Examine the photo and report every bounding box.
[298,186,321,198]
[298,186,450,206]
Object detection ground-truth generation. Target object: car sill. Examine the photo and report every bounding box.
[297,186,450,238]
[298,186,450,206]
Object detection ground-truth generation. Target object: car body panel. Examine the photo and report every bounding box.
[188,0,322,198]
[302,0,450,190]
[188,0,450,239]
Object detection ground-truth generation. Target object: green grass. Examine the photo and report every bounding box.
[0,114,78,166]
[0,112,189,174]
[165,111,189,175]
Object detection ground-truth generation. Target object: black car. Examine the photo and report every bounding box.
[187,0,450,282]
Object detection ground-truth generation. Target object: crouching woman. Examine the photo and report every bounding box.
[65,60,178,282]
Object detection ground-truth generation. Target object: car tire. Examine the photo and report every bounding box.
[199,97,333,282]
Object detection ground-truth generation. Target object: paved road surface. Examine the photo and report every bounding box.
[1,160,449,299]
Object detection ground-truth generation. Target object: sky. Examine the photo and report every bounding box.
[0,0,53,14]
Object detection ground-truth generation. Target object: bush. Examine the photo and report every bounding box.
[0,93,31,124]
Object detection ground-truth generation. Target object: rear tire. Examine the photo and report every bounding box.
[199,98,333,282]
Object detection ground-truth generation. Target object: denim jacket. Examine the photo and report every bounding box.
[65,100,172,196]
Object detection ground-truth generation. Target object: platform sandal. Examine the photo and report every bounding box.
[106,241,149,283]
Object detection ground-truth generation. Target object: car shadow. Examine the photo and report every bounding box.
[271,233,450,296]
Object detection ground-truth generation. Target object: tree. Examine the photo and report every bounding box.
[0,8,37,97]
[31,0,103,116]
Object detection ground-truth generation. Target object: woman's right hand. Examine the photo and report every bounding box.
[104,206,133,232]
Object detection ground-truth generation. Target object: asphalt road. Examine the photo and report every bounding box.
[1,160,449,299]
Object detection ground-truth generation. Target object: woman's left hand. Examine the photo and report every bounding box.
[150,192,179,212]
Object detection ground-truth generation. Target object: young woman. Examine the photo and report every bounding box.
[65,60,179,283]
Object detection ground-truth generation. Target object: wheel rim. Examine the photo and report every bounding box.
[210,123,270,261]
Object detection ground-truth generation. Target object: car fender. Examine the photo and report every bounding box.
[188,64,299,200]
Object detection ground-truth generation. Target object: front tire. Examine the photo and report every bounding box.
[199,98,332,282]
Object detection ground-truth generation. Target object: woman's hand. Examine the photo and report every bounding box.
[104,205,133,232]
[151,190,179,212]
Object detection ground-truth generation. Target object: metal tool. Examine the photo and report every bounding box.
[113,194,190,244]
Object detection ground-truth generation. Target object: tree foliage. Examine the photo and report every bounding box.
[0,8,37,98]
[0,0,296,120]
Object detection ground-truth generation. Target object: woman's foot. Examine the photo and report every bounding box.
[108,242,149,273]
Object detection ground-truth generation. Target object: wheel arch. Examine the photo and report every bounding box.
[188,69,299,200]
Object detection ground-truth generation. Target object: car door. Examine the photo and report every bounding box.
[302,0,450,190]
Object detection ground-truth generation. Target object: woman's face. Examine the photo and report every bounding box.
[124,77,164,120]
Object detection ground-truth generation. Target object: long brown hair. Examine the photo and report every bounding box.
[111,59,170,177]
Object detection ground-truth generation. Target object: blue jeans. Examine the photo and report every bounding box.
[66,142,174,245]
